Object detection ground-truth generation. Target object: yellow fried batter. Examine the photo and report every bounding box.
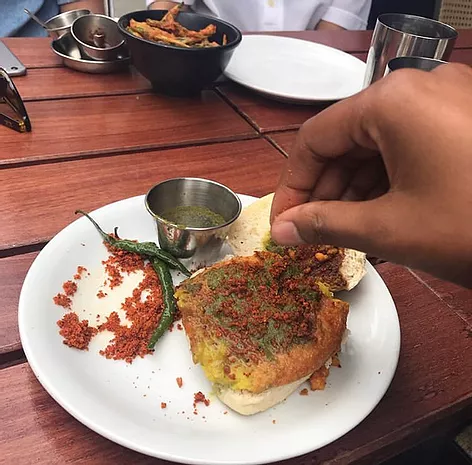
[176,252,348,394]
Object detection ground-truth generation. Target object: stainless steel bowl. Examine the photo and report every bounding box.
[51,33,130,74]
[145,178,242,259]
[44,9,90,39]
[71,14,125,61]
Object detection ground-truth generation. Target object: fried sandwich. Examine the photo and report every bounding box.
[228,193,366,292]
[176,252,349,415]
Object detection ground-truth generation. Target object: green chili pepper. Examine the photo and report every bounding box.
[75,210,191,277]
[148,257,176,349]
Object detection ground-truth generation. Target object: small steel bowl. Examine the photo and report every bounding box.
[51,33,130,74]
[145,178,241,259]
[71,14,126,61]
[44,9,90,39]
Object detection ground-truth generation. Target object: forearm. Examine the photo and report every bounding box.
[147,1,190,10]
[60,0,105,14]
[315,20,345,31]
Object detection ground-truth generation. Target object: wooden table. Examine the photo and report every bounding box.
[1,30,471,465]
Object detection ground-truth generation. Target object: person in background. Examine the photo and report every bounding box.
[1,0,105,37]
[146,0,372,31]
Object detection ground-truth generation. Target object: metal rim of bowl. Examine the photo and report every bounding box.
[145,177,242,232]
[71,14,125,52]
[50,37,130,65]
[117,10,242,52]
[44,9,91,32]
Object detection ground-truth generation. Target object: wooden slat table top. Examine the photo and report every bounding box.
[409,271,472,326]
[1,263,471,465]
[0,252,37,356]
[0,138,283,253]
[1,37,62,69]
[14,67,151,101]
[1,30,472,465]
[0,91,256,166]
[266,131,297,156]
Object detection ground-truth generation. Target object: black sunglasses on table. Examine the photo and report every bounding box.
[0,67,31,133]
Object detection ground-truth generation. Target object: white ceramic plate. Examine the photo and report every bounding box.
[224,35,366,104]
[19,194,400,465]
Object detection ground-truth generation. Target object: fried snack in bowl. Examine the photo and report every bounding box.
[118,5,241,95]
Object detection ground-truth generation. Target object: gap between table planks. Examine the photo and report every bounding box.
[217,47,472,136]
[1,263,471,465]
[0,91,257,166]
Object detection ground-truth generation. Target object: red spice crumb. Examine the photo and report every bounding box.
[97,260,164,363]
[161,402,167,409]
[223,411,228,415]
[96,290,107,299]
[57,313,97,350]
[53,293,72,309]
[74,266,88,280]
[102,240,145,288]
[176,377,183,388]
[177,323,183,331]
[193,410,198,415]
[62,280,78,296]
[272,420,276,424]
[193,391,210,407]
[300,388,309,396]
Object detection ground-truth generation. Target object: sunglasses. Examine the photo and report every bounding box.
[0,67,31,133]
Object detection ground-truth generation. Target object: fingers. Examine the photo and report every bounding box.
[340,156,387,201]
[270,91,379,223]
[271,195,398,258]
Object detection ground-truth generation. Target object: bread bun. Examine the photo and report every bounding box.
[228,193,366,291]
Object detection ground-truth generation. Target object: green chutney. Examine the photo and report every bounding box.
[162,205,226,228]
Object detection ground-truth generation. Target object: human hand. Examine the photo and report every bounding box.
[148,1,190,11]
[270,63,472,288]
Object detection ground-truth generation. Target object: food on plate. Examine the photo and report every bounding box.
[161,205,226,228]
[147,257,177,349]
[53,212,190,358]
[77,210,189,347]
[57,313,97,350]
[53,241,169,360]
[176,252,349,415]
[76,210,191,277]
[127,3,226,49]
[227,193,366,291]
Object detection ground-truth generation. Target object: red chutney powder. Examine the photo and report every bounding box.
[57,313,97,350]
[74,266,88,280]
[102,241,144,289]
[63,280,77,296]
[54,240,169,362]
[97,290,107,299]
[53,280,78,309]
[193,391,210,407]
[53,293,72,309]
[97,245,165,363]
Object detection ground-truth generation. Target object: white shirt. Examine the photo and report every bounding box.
[147,0,372,31]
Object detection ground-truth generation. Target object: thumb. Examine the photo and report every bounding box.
[270,197,394,256]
